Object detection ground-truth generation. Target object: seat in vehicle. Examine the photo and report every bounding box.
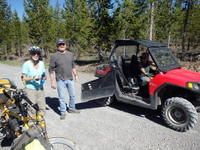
[116,56,126,85]
[129,55,140,78]
[116,56,139,91]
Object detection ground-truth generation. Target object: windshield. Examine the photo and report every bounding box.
[150,47,181,72]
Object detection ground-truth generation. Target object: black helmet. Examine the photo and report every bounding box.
[28,46,42,65]
[28,46,41,55]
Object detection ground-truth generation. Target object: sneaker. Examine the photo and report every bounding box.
[60,114,66,120]
[68,109,80,113]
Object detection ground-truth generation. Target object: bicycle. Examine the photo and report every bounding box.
[0,78,78,150]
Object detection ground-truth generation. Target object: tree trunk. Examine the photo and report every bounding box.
[19,41,23,57]
[168,33,171,48]
[4,45,8,60]
[187,37,190,51]
[98,47,104,63]
[5,44,11,60]
[149,1,155,41]
[16,43,19,57]
[182,0,191,52]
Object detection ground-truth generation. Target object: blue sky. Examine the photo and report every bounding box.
[7,0,65,19]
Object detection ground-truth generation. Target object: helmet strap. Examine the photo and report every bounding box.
[31,58,40,65]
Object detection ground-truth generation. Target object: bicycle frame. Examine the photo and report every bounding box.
[1,82,78,150]
[0,86,46,138]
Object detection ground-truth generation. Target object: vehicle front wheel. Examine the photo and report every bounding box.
[162,97,198,132]
[96,96,114,107]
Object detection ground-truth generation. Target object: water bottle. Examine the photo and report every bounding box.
[40,72,45,90]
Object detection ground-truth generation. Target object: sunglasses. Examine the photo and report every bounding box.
[30,51,41,56]
[57,43,66,46]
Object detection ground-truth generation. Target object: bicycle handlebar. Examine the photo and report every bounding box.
[0,84,39,111]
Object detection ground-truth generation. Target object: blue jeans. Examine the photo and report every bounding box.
[57,79,76,115]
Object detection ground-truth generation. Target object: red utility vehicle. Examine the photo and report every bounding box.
[82,39,200,132]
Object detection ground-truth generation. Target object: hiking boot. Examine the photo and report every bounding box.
[68,109,80,113]
[60,114,66,120]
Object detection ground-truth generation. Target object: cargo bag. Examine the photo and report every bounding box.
[0,78,12,104]
[10,126,51,150]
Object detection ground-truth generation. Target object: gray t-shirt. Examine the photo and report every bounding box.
[49,51,75,81]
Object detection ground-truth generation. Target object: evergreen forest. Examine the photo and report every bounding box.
[0,0,200,61]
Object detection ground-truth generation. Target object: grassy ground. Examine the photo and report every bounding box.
[0,60,23,66]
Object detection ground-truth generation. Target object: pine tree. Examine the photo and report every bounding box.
[154,0,174,43]
[50,0,65,41]
[24,0,52,56]
[11,11,23,56]
[113,0,147,40]
[184,0,200,50]
[22,16,31,44]
[63,0,94,57]
[0,0,12,58]
[88,0,114,61]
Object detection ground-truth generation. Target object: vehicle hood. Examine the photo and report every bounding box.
[165,68,200,83]
[150,68,200,94]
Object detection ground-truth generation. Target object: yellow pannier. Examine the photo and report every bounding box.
[24,139,47,150]
[0,78,12,104]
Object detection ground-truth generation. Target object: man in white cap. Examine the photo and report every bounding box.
[49,38,80,120]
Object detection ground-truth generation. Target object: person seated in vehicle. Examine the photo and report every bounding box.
[138,52,156,86]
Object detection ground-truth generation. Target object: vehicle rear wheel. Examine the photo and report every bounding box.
[96,96,114,107]
[162,97,198,132]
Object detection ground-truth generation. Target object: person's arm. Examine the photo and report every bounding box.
[148,60,155,66]
[42,61,47,80]
[71,54,79,82]
[49,72,56,88]
[140,67,148,76]
[148,61,157,71]
[72,68,79,82]
[49,55,57,89]
[21,74,36,81]
[21,62,40,82]
[139,62,147,76]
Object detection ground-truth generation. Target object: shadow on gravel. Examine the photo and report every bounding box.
[45,97,60,115]
[110,101,166,127]
[46,97,101,114]
[1,138,13,147]
[76,100,101,110]
[75,100,168,128]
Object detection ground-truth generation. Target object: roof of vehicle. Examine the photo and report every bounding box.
[115,39,167,48]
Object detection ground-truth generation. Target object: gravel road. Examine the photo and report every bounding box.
[0,63,200,150]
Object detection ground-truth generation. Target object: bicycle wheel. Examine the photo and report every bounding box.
[49,137,78,150]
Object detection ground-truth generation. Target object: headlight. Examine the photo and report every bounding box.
[186,82,200,90]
